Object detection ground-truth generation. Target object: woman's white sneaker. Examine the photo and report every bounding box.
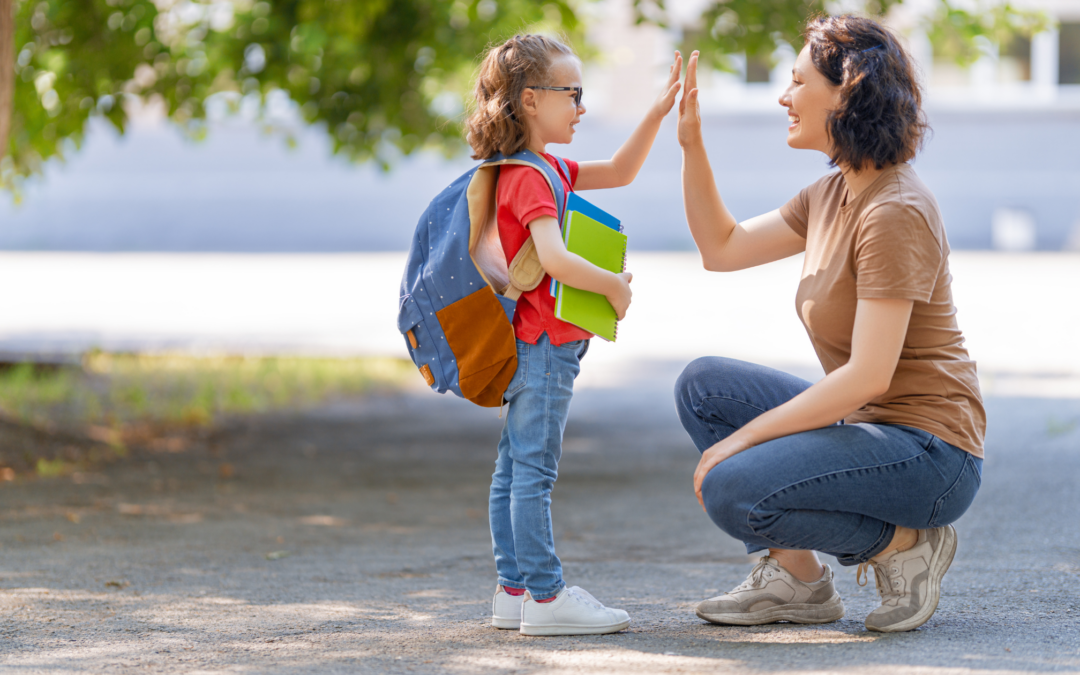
[491,585,524,629]
[695,556,845,625]
[860,525,958,633]
[519,586,631,636]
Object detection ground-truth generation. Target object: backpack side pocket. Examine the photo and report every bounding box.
[398,294,441,391]
[435,286,517,407]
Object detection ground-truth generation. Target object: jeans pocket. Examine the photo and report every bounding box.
[504,345,529,399]
[929,451,982,528]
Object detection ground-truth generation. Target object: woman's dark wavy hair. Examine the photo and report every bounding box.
[804,15,930,170]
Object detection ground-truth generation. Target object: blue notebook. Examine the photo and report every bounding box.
[550,193,622,295]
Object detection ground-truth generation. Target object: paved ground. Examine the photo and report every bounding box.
[2,250,1078,672]
[1,359,1078,674]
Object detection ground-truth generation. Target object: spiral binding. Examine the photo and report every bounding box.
[614,235,627,341]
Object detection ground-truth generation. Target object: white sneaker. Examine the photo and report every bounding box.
[520,586,631,636]
[695,556,845,625]
[491,585,523,629]
[860,525,958,633]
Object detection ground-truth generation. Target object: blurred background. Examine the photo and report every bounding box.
[2,0,1079,252]
[0,0,1078,472]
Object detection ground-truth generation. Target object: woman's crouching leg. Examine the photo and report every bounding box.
[699,458,774,555]
[674,357,814,455]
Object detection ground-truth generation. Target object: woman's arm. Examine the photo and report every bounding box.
[678,51,805,272]
[573,53,682,191]
[692,297,915,506]
[529,216,633,319]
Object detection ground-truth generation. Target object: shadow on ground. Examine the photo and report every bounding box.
[1,365,1078,674]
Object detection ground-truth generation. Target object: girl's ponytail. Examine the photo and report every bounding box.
[466,35,576,160]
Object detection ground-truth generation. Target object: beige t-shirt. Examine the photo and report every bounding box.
[780,163,985,457]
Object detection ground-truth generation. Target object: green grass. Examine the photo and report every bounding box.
[0,353,415,435]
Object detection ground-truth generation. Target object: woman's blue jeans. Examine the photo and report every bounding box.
[675,357,983,565]
[489,334,589,600]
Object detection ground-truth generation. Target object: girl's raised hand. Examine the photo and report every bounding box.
[651,51,683,118]
[677,51,702,148]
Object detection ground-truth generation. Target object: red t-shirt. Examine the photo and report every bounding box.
[496,153,593,346]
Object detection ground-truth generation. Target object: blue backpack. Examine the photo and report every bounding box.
[397,149,570,407]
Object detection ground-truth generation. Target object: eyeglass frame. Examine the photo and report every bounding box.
[524,86,583,107]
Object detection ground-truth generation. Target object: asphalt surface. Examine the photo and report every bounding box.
[1,361,1078,674]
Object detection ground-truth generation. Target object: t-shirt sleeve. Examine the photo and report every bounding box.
[779,185,811,238]
[854,203,943,302]
[565,158,579,189]
[499,165,559,230]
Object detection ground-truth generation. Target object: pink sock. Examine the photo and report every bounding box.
[502,586,556,602]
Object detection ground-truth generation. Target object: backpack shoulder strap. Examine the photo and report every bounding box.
[476,150,567,301]
[551,155,573,198]
[488,149,566,220]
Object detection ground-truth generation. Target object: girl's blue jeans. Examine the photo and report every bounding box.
[489,333,589,600]
[675,356,983,565]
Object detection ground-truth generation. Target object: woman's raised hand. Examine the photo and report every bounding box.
[651,51,683,119]
[677,51,702,148]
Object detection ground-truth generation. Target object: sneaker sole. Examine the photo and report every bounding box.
[696,593,845,626]
[867,525,957,633]
[491,617,521,630]
[519,618,631,636]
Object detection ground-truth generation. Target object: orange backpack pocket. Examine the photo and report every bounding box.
[435,286,517,407]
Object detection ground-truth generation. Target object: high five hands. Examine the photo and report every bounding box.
[651,52,684,118]
[677,50,702,148]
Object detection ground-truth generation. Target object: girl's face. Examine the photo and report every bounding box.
[522,54,585,149]
[778,45,841,156]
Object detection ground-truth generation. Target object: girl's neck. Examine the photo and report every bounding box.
[526,138,548,156]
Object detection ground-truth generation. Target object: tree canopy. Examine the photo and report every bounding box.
[1,0,582,193]
[633,0,1049,72]
[0,0,1050,194]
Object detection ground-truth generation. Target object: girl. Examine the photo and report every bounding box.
[464,34,681,636]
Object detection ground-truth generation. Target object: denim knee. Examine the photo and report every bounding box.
[674,357,709,419]
[700,462,757,542]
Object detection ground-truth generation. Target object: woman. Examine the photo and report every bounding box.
[674,15,985,633]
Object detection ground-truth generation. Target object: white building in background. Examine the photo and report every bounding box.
[584,0,1080,116]
[579,0,1080,252]
[1,0,1076,253]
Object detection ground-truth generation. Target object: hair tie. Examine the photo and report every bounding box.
[861,44,881,53]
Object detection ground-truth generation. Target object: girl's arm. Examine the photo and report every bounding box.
[678,51,805,271]
[528,216,632,319]
[573,53,683,191]
[692,297,915,506]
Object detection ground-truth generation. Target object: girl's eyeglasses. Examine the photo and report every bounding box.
[525,86,583,107]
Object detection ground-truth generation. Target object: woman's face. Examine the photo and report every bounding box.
[779,45,841,155]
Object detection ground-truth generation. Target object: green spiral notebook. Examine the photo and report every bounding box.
[554,210,628,342]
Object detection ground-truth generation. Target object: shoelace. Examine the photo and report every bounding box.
[731,557,774,593]
[857,560,897,600]
[566,586,604,609]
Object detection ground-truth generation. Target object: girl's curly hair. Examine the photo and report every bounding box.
[466,34,577,160]
[804,15,930,170]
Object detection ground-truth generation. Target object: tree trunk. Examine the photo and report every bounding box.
[0,0,13,164]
